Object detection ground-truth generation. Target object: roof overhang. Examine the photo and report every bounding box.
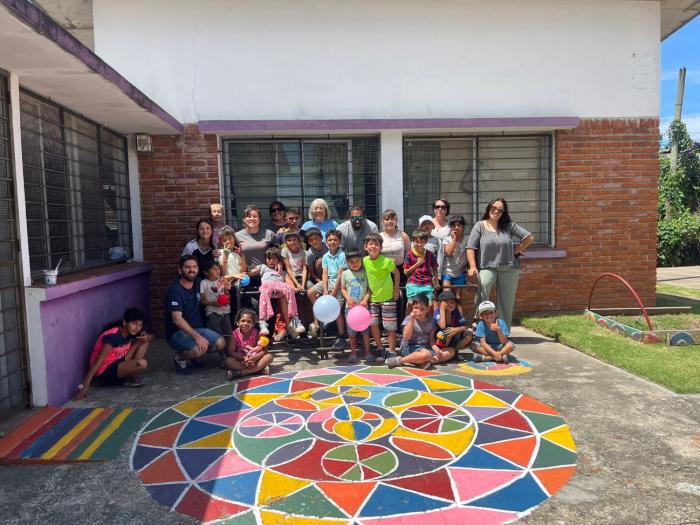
[0,0,182,135]
[661,0,700,40]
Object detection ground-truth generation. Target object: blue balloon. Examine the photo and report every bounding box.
[239,275,251,287]
[313,295,341,324]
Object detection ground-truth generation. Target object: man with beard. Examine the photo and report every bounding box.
[337,206,378,255]
[166,255,226,373]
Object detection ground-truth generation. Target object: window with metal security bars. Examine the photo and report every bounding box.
[20,90,132,275]
[403,135,552,245]
[221,138,380,229]
[0,74,30,411]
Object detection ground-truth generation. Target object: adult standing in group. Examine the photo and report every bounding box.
[466,198,533,329]
[379,209,411,283]
[235,205,277,287]
[181,219,218,279]
[338,205,378,254]
[301,198,337,240]
[263,200,287,233]
[431,198,451,278]
[166,255,226,373]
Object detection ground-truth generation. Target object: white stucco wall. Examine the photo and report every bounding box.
[93,0,659,123]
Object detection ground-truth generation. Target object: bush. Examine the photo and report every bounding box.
[657,211,700,266]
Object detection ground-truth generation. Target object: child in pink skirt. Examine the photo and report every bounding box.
[258,247,303,341]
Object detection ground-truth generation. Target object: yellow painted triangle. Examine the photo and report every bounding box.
[182,428,233,449]
[237,393,283,407]
[333,374,376,387]
[464,390,509,408]
[173,396,224,417]
[258,469,310,506]
[423,378,466,391]
[542,426,576,452]
[259,510,347,525]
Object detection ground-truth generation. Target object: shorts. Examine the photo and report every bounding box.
[441,273,467,285]
[95,358,125,386]
[472,341,515,352]
[369,301,397,332]
[310,281,344,301]
[406,283,434,302]
[399,342,435,357]
[206,313,233,337]
[168,327,222,354]
[345,306,370,337]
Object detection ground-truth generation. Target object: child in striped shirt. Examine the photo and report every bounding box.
[404,230,439,305]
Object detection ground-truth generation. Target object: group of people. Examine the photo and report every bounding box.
[76,196,533,396]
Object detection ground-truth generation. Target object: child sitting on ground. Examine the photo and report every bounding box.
[364,233,401,359]
[75,308,153,399]
[404,229,439,306]
[472,300,514,363]
[386,294,436,370]
[442,215,469,301]
[433,290,473,362]
[308,229,347,350]
[282,231,309,295]
[200,261,233,340]
[341,249,372,363]
[258,247,305,341]
[225,309,273,379]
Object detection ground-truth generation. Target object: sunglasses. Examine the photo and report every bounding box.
[490,207,505,214]
[434,205,448,210]
[350,216,365,222]
[270,207,284,213]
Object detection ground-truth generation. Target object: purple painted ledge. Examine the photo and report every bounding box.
[1,0,183,133]
[199,117,580,133]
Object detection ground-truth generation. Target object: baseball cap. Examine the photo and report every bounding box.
[437,290,456,302]
[477,300,497,316]
[418,215,433,226]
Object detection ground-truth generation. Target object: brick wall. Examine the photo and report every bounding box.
[138,124,220,333]
[138,119,659,333]
[513,118,659,316]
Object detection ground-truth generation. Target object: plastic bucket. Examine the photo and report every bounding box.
[42,269,58,285]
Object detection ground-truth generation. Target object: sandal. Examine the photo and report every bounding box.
[227,370,242,381]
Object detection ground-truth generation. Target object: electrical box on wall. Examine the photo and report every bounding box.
[135,134,152,153]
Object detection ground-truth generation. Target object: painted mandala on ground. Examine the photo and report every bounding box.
[452,358,534,376]
[131,366,576,524]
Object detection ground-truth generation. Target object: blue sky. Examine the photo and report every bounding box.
[661,15,700,141]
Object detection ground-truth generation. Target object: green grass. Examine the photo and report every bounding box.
[521,293,700,394]
[656,283,700,301]
[607,313,700,330]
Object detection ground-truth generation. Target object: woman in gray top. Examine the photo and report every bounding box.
[466,198,533,328]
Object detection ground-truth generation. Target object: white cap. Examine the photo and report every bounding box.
[418,215,434,226]
[477,300,497,316]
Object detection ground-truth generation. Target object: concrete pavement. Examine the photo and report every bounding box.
[657,266,700,291]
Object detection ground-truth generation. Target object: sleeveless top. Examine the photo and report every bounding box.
[380,230,406,266]
[232,327,259,355]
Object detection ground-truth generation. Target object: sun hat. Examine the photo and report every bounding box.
[418,215,434,226]
[477,300,497,316]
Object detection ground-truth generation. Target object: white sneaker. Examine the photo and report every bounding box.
[285,322,300,340]
[259,320,270,336]
[292,316,306,334]
[308,321,320,338]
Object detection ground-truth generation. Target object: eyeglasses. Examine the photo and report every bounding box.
[270,208,284,213]
[350,216,365,222]
[434,205,448,210]
[490,207,505,214]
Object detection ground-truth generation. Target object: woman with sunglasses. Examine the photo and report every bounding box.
[263,201,288,232]
[466,198,533,329]
[431,199,451,280]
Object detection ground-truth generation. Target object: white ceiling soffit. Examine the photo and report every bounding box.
[661,0,700,40]
[0,0,182,135]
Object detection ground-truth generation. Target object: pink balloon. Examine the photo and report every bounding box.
[346,305,371,332]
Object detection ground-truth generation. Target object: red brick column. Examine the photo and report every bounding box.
[514,118,659,316]
[138,124,220,334]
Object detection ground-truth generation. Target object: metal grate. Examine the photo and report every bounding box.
[221,138,381,228]
[403,135,552,245]
[20,90,132,275]
[0,74,30,412]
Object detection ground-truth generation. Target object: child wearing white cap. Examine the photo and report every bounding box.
[472,300,514,363]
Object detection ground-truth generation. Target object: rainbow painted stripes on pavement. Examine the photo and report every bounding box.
[0,406,148,463]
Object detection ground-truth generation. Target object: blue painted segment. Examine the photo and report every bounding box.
[176,420,227,446]
[21,408,92,458]
[359,483,451,517]
[352,421,372,441]
[670,332,694,346]
[243,379,292,394]
[176,448,228,479]
[198,396,248,416]
[145,483,189,509]
[387,378,428,392]
[198,470,262,505]
[467,472,547,512]
[474,424,530,445]
[334,405,350,421]
[451,446,523,471]
[132,445,168,471]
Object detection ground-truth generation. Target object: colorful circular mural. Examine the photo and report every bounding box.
[453,358,534,376]
[131,366,576,524]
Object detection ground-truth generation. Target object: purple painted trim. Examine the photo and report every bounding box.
[36,262,153,301]
[1,0,183,133]
[199,117,580,133]
[523,249,567,259]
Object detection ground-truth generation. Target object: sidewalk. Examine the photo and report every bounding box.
[657,265,700,290]
[1,329,698,524]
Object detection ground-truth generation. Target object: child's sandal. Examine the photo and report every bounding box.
[227,370,242,381]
